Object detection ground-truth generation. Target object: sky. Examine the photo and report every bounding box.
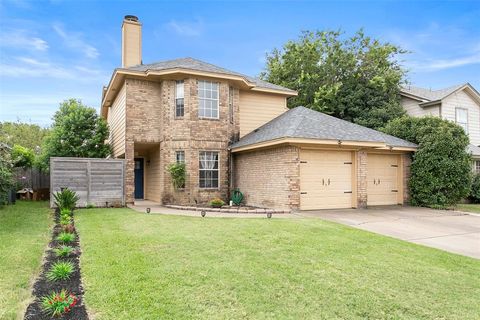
[0,0,479,127]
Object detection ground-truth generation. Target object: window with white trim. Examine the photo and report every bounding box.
[175,80,184,117]
[475,160,480,174]
[199,151,219,188]
[456,108,468,133]
[229,86,234,123]
[198,80,219,119]
[175,151,185,164]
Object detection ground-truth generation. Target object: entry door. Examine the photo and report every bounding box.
[300,150,353,210]
[134,158,144,199]
[367,154,400,206]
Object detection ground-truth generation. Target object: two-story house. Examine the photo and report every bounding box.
[400,83,480,171]
[102,16,416,211]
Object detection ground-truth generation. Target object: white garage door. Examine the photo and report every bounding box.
[300,150,353,210]
[367,154,401,206]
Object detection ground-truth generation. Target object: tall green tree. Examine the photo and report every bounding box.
[383,116,472,208]
[261,30,407,129]
[39,99,111,170]
[0,121,49,150]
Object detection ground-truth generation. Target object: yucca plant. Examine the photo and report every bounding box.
[53,188,79,211]
[41,290,77,317]
[54,245,75,258]
[56,232,75,244]
[46,261,75,281]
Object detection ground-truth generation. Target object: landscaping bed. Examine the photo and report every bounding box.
[164,204,289,214]
[24,190,88,319]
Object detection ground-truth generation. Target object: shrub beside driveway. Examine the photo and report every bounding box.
[76,207,480,320]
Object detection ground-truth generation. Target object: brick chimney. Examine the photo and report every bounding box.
[121,15,142,68]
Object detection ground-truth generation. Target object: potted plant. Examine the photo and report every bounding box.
[209,198,225,208]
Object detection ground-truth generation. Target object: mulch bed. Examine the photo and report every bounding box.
[24,210,88,320]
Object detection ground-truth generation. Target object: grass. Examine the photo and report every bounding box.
[0,201,51,320]
[76,208,480,320]
[455,203,480,214]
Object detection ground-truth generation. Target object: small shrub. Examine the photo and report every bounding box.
[53,188,79,211]
[46,261,75,281]
[470,173,480,203]
[60,208,72,217]
[54,245,74,258]
[209,198,225,208]
[60,215,71,226]
[167,162,186,189]
[86,203,95,209]
[63,224,75,233]
[57,232,75,244]
[41,290,77,317]
[231,189,244,206]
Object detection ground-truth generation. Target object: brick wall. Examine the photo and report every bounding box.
[402,153,412,203]
[233,146,300,210]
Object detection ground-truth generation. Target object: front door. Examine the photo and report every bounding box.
[134,158,144,199]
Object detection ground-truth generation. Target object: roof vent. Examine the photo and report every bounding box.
[124,15,139,22]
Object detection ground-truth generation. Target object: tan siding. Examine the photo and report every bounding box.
[401,96,440,117]
[145,147,161,202]
[442,90,480,146]
[239,91,287,137]
[108,82,126,157]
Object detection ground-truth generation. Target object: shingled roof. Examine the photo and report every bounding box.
[231,106,417,150]
[126,57,295,93]
[401,83,468,101]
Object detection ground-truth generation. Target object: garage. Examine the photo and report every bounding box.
[300,149,354,210]
[367,153,402,206]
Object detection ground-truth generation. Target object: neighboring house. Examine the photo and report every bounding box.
[101,16,416,211]
[400,83,480,172]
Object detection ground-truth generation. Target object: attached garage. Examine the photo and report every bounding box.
[300,149,353,210]
[231,107,417,211]
[367,153,402,206]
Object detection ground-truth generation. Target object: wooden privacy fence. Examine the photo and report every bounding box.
[50,157,125,208]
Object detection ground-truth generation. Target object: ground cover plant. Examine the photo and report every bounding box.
[76,207,480,320]
[0,201,51,319]
[46,261,75,282]
[41,290,78,317]
[56,232,75,244]
[54,246,75,258]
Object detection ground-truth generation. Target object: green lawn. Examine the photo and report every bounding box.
[76,208,480,320]
[456,203,480,214]
[0,201,51,320]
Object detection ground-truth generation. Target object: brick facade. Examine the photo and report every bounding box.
[233,146,300,210]
[356,151,368,208]
[402,153,412,203]
[122,77,239,205]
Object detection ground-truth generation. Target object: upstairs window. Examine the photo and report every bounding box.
[456,108,468,133]
[198,80,219,119]
[199,151,219,188]
[229,86,234,123]
[175,80,184,117]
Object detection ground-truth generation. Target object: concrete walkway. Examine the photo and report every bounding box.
[301,206,480,259]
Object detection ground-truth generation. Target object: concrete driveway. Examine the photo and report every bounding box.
[301,206,480,259]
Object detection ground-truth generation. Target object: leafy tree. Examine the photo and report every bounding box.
[470,174,480,203]
[39,99,111,170]
[261,30,407,129]
[383,116,472,208]
[0,145,14,206]
[11,144,35,168]
[0,121,49,150]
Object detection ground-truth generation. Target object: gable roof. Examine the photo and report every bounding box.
[467,144,480,157]
[126,57,296,93]
[400,83,480,105]
[230,106,417,151]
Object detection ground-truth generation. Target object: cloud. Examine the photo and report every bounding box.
[0,30,49,51]
[420,51,480,71]
[166,18,204,36]
[0,56,106,81]
[52,23,99,59]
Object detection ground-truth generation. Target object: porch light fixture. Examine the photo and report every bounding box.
[146,207,151,214]
[201,210,206,217]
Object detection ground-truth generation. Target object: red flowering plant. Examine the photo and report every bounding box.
[41,290,77,317]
